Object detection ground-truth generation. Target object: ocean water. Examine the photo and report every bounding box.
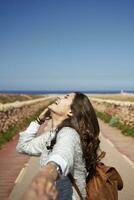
[0,89,134,94]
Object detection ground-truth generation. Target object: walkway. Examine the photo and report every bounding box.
[0,119,134,200]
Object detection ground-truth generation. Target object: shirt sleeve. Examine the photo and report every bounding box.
[40,127,80,176]
[16,121,50,155]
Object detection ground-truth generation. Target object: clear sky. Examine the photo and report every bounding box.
[0,0,134,91]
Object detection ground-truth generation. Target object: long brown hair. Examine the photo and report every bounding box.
[50,92,100,180]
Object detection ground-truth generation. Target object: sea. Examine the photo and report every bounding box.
[0,89,134,95]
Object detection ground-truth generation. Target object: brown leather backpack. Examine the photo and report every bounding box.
[86,162,123,200]
[69,161,123,200]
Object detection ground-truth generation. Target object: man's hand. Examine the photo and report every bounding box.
[21,163,59,200]
[22,173,57,200]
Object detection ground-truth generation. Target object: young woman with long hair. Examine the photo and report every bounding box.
[16,92,100,200]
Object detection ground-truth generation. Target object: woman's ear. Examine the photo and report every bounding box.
[67,111,73,117]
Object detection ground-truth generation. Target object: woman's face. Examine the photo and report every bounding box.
[48,93,75,117]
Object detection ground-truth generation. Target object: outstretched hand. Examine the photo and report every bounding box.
[21,164,58,200]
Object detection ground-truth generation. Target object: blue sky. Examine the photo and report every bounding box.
[0,0,134,91]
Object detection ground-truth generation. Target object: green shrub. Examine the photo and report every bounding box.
[96,111,112,123]
[96,110,134,137]
[109,116,120,127]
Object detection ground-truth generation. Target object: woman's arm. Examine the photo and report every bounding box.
[16,107,53,155]
[16,121,51,155]
[21,127,79,200]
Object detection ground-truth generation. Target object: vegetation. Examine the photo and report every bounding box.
[96,111,111,123]
[96,111,134,137]
[90,94,134,102]
[0,107,45,147]
[109,116,120,127]
[0,94,45,104]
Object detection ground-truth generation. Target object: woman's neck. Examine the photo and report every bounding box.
[51,111,66,130]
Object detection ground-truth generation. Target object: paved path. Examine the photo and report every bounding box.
[9,157,40,200]
[9,125,134,200]
[0,134,29,200]
[100,133,134,200]
[98,119,134,164]
[0,119,134,200]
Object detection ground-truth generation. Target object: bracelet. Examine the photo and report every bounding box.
[50,161,62,178]
[36,117,44,125]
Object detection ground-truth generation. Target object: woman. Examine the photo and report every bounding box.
[16,92,100,200]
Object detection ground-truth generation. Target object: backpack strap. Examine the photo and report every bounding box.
[68,173,84,200]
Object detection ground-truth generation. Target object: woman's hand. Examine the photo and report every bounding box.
[38,108,51,122]
[21,163,59,200]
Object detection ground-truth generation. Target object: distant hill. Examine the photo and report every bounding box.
[0,94,44,104]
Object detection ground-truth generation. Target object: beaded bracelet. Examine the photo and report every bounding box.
[36,116,44,125]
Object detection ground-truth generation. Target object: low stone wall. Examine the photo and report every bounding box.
[0,97,56,135]
[90,98,134,128]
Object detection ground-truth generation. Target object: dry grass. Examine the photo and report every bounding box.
[0,94,44,104]
[88,93,134,102]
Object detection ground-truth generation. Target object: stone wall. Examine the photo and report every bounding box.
[0,97,56,136]
[90,98,134,128]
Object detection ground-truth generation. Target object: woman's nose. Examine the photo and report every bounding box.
[57,96,64,100]
[56,96,62,102]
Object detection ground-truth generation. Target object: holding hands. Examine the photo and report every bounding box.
[21,163,59,200]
